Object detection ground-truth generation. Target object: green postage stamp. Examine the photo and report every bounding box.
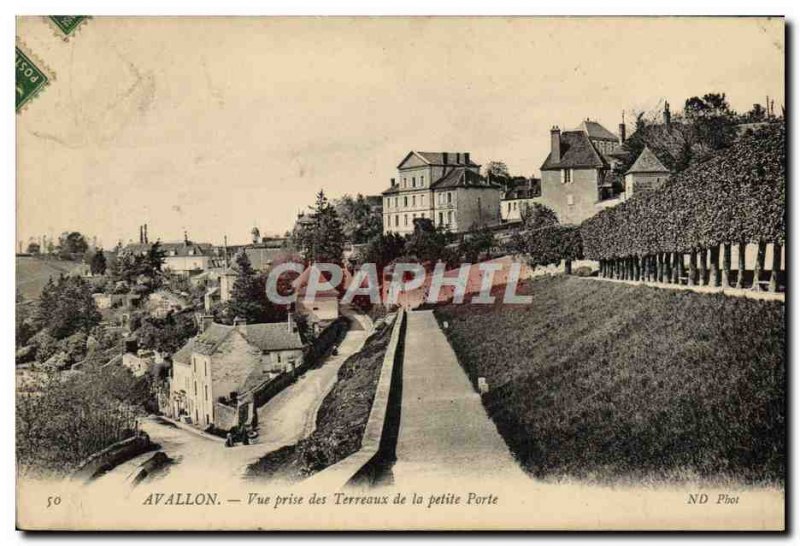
[48,16,90,40]
[15,40,54,113]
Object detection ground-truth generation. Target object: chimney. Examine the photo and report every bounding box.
[139,225,144,244]
[287,312,296,333]
[390,177,396,187]
[442,152,448,166]
[550,126,561,163]
[200,314,213,332]
[464,152,470,164]
[663,101,671,127]
[144,224,148,244]
[184,230,189,245]
[456,152,461,164]
[618,112,626,144]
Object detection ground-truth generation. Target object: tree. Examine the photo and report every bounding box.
[26,241,40,255]
[221,251,284,324]
[404,218,454,265]
[684,92,737,150]
[361,232,406,270]
[521,202,559,231]
[137,312,198,354]
[458,225,496,263]
[483,161,511,189]
[89,249,107,275]
[333,194,383,244]
[57,231,89,258]
[35,275,101,340]
[295,190,346,264]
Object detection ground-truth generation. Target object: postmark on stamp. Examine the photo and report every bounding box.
[16,40,54,113]
[47,16,90,40]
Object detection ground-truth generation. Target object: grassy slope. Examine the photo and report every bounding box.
[16,257,83,300]
[435,276,785,484]
[246,320,393,481]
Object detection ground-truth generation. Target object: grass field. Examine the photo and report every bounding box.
[16,256,83,301]
[434,276,785,485]
[246,319,393,481]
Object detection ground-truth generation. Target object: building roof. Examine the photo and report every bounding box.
[123,241,214,257]
[173,321,304,365]
[430,167,501,190]
[381,184,401,196]
[625,146,671,174]
[578,120,619,141]
[541,131,608,171]
[397,151,479,169]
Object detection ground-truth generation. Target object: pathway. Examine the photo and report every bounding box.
[390,310,528,487]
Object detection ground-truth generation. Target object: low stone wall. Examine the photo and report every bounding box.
[300,309,406,490]
[72,432,154,482]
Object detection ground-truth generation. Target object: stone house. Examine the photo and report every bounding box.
[382,151,503,235]
[500,178,541,222]
[623,146,671,200]
[168,319,304,429]
[539,120,628,225]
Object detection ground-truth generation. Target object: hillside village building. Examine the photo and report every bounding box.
[500,178,541,222]
[538,120,629,225]
[623,146,671,200]
[382,151,503,235]
[168,320,304,429]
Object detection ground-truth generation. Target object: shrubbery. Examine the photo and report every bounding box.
[581,124,785,260]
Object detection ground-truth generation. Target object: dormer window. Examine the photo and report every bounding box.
[563,169,572,184]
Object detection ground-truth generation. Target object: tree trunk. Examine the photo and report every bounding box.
[722,243,731,288]
[688,250,697,286]
[671,252,680,284]
[628,256,634,280]
[709,244,721,287]
[655,253,662,283]
[698,248,707,286]
[769,242,782,292]
[752,241,767,291]
[735,241,746,289]
[565,259,572,275]
[634,255,640,281]
[663,252,672,284]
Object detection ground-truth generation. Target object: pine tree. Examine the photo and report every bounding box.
[226,251,267,323]
[309,190,345,264]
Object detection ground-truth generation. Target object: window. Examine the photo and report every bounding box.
[394,197,398,208]
[403,177,407,188]
[412,177,416,187]
[412,195,416,206]
[395,215,399,227]
[507,202,511,213]
[447,211,453,224]
[420,195,425,206]
[404,214,408,226]
[277,353,282,363]
[563,169,572,184]
[447,192,452,204]
[567,194,575,206]
[194,381,197,396]
[404,196,408,207]
[205,385,208,401]
[204,361,207,376]
[193,358,196,373]
[412,213,417,219]
[421,175,425,186]
[438,212,444,225]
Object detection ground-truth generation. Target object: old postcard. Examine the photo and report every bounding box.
[15,16,785,531]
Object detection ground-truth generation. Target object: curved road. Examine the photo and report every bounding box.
[88,309,370,492]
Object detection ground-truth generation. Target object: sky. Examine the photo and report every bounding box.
[16,16,784,248]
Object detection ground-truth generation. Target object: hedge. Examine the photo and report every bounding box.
[521,224,583,270]
[580,123,785,260]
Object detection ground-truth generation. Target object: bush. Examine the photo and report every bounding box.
[581,124,785,260]
[521,224,583,269]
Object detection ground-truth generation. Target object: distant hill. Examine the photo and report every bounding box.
[16,256,84,301]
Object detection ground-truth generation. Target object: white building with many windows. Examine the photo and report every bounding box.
[381,151,503,235]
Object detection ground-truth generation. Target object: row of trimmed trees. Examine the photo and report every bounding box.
[598,241,783,292]
[583,123,785,293]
